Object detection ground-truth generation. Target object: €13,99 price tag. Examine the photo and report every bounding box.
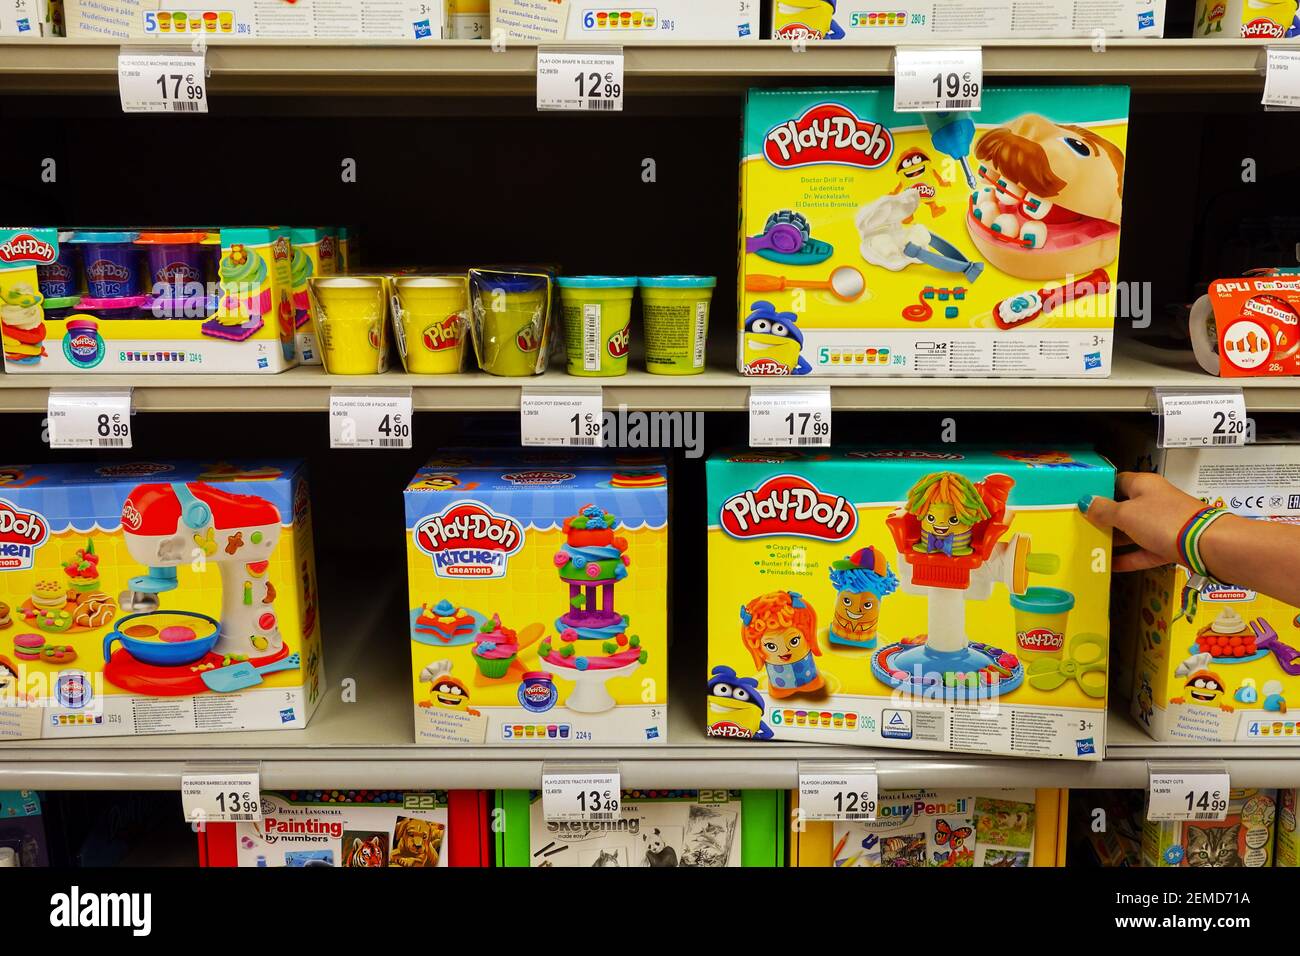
[541,772,622,822]
[118,51,208,114]
[181,772,262,824]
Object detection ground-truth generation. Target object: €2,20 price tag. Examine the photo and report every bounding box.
[47,389,133,449]
[1156,391,1248,448]
[541,771,622,822]
[521,390,604,447]
[799,770,879,822]
[1147,771,1230,822]
[894,47,983,113]
[537,49,624,112]
[181,772,262,825]
[329,390,413,449]
[118,51,208,114]
[749,387,831,448]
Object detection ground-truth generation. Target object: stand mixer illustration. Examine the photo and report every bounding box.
[104,481,295,695]
[871,471,1058,700]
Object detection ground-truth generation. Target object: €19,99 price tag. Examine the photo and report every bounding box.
[537,49,624,112]
[118,51,208,114]
[1147,772,1230,823]
[798,770,879,822]
[894,47,982,113]
[47,389,133,449]
[181,772,262,825]
[541,772,622,822]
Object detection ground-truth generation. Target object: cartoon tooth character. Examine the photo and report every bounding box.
[827,546,898,649]
[891,147,950,221]
[906,472,991,557]
[742,301,812,376]
[418,660,479,714]
[740,590,823,699]
[707,664,774,739]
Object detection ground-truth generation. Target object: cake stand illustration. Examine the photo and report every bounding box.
[104,481,291,695]
[870,471,1058,700]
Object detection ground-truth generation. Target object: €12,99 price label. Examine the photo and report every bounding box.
[537,49,624,112]
[798,770,879,822]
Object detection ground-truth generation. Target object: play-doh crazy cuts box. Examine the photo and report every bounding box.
[495,790,783,867]
[706,447,1114,760]
[1142,789,1277,868]
[738,87,1129,377]
[0,460,324,739]
[405,456,668,745]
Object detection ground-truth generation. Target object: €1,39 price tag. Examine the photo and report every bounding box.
[537,48,624,112]
[798,770,879,822]
[329,390,413,449]
[894,47,983,113]
[1147,771,1230,823]
[47,389,133,449]
[520,390,604,447]
[749,388,831,448]
[541,771,622,822]
[181,772,262,825]
[1156,391,1248,448]
[118,51,208,114]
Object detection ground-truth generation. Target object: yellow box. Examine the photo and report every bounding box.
[289,227,338,365]
[1194,0,1297,37]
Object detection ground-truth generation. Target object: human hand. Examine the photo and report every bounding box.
[1078,471,1205,572]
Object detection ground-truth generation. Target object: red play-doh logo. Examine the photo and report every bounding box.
[1243,17,1285,38]
[0,233,56,265]
[720,474,857,541]
[422,316,462,352]
[764,103,893,170]
[414,500,525,579]
[1017,628,1065,654]
[271,237,291,262]
[0,498,49,570]
[607,325,630,359]
[502,471,576,486]
[517,326,542,353]
[742,357,794,376]
[319,235,336,262]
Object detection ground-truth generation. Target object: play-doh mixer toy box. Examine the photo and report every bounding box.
[706,447,1114,760]
[405,456,668,745]
[0,460,324,739]
[738,86,1129,377]
[0,227,297,374]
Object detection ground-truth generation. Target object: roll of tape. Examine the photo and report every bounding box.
[1189,294,1221,376]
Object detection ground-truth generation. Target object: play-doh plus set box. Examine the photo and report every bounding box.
[0,460,324,739]
[199,791,491,867]
[288,227,339,365]
[770,1,1166,40]
[706,447,1114,760]
[495,790,783,867]
[738,86,1129,377]
[791,788,1066,867]
[1142,789,1277,867]
[0,227,298,373]
[1195,0,1299,37]
[1129,440,1300,744]
[404,456,668,745]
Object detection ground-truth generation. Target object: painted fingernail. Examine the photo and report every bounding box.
[1077,495,1094,514]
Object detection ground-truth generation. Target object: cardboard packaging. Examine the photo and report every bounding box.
[0,0,59,36]
[0,460,324,739]
[405,455,668,745]
[706,447,1114,760]
[1189,273,1300,378]
[1194,0,1298,37]
[0,791,49,868]
[738,86,1129,377]
[62,0,444,39]
[491,0,759,41]
[1142,789,1277,867]
[288,227,339,366]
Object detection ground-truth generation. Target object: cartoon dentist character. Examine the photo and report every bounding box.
[906,471,991,557]
[827,546,898,648]
[740,590,823,698]
[891,147,951,221]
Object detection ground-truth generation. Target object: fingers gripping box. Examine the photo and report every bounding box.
[706,447,1114,760]
[405,456,668,745]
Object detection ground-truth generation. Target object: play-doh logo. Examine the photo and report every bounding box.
[0,498,49,570]
[319,235,336,262]
[517,325,542,353]
[422,315,462,352]
[1017,627,1065,654]
[764,103,893,170]
[502,471,576,486]
[271,236,291,262]
[850,449,964,461]
[414,500,525,578]
[95,462,175,478]
[86,258,131,283]
[154,260,202,284]
[0,233,56,265]
[607,324,630,358]
[1243,17,1286,38]
[720,474,857,541]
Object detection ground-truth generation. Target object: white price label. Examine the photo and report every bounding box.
[1157,392,1248,448]
[521,389,604,447]
[47,389,133,449]
[1148,772,1230,822]
[329,390,413,449]
[1263,48,1300,109]
[894,48,983,113]
[542,772,622,822]
[799,771,879,822]
[749,388,831,448]
[181,773,261,824]
[537,49,624,112]
[118,51,208,114]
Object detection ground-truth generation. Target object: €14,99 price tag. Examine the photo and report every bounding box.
[1147,772,1230,822]
[181,773,262,824]
[47,389,133,449]
[537,49,624,112]
[118,51,208,114]
[541,772,622,822]
[799,770,879,822]
[894,47,982,113]
[329,391,413,449]
[749,388,831,448]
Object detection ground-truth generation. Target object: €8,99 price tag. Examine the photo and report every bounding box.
[181,772,262,825]
[329,391,413,449]
[537,49,624,112]
[1147,771,1230,822]
[47,389,133,449]
[520,390,604,447]
[798,770,879,822]
[541,772,622,822]
[1156,391,1248,448]
[894,48,983,113]
[749,388,831,448]
[118,51,208,114]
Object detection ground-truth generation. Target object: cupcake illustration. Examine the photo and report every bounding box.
[219,244,271,317]
[62,539,101,593]
[472,614,520,679]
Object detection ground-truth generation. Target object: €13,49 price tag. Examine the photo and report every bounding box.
[47,389,133,449]
[749,388,831,448]
[537,49,624,112]
[894,47,983,113]
[1156,391,1248,448]
[1147,771,1230,822]
[181,772,262,825]
[798,770,879,822]
[541,772,622,822]
[329,391,413,449]
[118,51,208,114]
[521,390,604,447]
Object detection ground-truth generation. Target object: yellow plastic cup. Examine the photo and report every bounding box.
[394,276,468,375]
[1009,587,1074,661]
[308,276,389,375]
[471,273,550,377]
[639,276,715,375]
[557,276,636,377]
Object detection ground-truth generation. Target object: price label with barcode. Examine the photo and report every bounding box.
[1263,48,1300,109]
[542,771,622,822]
[1155,391,1248,448]
[749,387,831,448]
[894,48,983,113]
[521,389,604,447]
[799,769,879,822]
[329,390,413,449]
[1147,771,1230,822]
[118,51,208,114]
[47,388,133,449]
[537,49,624,112]
[181,772,261,824]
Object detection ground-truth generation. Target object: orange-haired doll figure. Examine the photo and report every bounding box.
[740,590,823,698]
[906,472,990,557]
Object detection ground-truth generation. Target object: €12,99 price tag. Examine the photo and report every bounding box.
[181,772,262,825]
[537,49,624,112]
[798,770,879,822]
[118,51,208,114]
[541,772,622,822]
[1147,772,1230,822]
[894,47,983,113]
[329,391,413,449]
[1156,391,1248,448]
[749,388,831,448]
[47,389,133,449]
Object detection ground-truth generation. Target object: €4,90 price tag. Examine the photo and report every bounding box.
[47,389,133,449]
[541,772,622,822]
[181,772,262,825]
[749,388,831,448]
[521,390,604,447]
[799,770,879,822]
[537,49,624,112]
[118,51,208,114]
[894,48,983,113]
[329,391,413,449]
[1147,771,1230,822]
[1156,392,1248,448]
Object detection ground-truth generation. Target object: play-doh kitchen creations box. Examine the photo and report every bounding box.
[63,0,444,38]
[405,456,668,745]
[738,86,1129,377]
[770,1,1165,40]
[706,447,1114,760]
[1195,0,1298,37]
[0,461,324,739]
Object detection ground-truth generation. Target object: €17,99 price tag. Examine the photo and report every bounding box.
[799,770,879,822]
[749,388,831,448]
[537,49,624,112]
[329,391,413,449]
[47,389,133,449]
[1156,392,1248,448]
[1147,772,1230,823]
[181,773,262,825]
[541,772,622,822]
[894,48,983,113]
[118,52,208,114]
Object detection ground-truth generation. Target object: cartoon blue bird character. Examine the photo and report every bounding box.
[707,665,774,740]
[742,300,812,375]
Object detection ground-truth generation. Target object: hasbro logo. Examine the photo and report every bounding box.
[257,357,269,368]
[645,726,660,740]
[1075,737,1096,756]
[739,23,751,36]
[279,707,296,723]
[17,18,30,32]
[1137,10,1155,28]
[1084,351,1103,370]
[413,18,432,39]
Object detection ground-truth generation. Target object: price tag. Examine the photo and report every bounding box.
[47,388,133,449]
[894,47,983,113]
[542,771,622,822]
[521,388,603,447]
[537,48,624,112]
[118,51,208,114]
[1263,48,1300,109]
[1147,771,1230,822]
[329,389,413,449]
[181,772,261,824]
[799,768,879,822]
[1154,390,1248,448]
[749,387,831,448]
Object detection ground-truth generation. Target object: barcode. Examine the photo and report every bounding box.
[1211,435,1236,444]
[227,814,256,821]
[843,813,875,820]
[96,438,127,447]
[586,812,616,820]
[171,101,201,112]
[378,438,407,447]
[587,98,618,110]
[796,437,824,445]
[1192,812,1222,820]
[570,437,598,446]
[943,98,974,109]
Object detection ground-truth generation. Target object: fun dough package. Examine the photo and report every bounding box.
[738,86,1129,377]
[706,447,1114,760]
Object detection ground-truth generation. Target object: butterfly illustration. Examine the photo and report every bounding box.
[934,819,973,851]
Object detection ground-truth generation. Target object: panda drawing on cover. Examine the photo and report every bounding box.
[642,828,679,867]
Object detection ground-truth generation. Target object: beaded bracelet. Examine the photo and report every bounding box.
[1174,506,1231,620]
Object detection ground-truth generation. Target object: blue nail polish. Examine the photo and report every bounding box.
[1077,495,1094,514]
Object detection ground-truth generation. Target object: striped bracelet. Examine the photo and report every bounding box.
[1174,506,1230,621]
